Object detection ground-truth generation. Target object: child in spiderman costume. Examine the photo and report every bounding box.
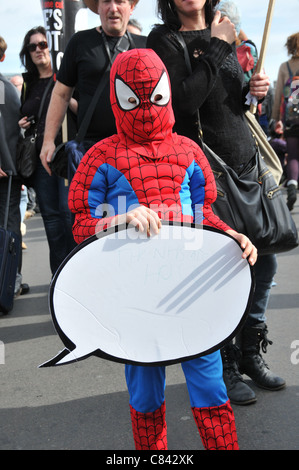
[68,49,257,451]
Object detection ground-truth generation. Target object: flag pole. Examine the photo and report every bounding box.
[250,0,276,114]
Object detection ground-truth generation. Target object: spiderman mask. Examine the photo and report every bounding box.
[110,49,176,157]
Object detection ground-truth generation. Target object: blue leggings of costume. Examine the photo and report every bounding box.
[125,350,228,413]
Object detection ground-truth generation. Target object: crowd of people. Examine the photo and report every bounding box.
[0,0,298,451]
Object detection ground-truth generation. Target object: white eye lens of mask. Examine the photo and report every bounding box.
[115,78,140,110]
[150,72,170,106]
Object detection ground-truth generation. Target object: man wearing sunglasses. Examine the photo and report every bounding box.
[40,0,145,175]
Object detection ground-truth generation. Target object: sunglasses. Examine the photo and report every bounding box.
[27,41,48,52]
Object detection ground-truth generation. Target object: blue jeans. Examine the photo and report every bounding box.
[247,253,277,326]
[20,185,28,222]
[34,161,76,275]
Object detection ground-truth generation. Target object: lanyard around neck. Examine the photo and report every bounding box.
[100,27,129,65]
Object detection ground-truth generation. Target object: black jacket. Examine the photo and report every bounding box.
[0,74,21,174]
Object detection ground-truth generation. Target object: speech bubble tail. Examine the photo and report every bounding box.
[39,348,77,368]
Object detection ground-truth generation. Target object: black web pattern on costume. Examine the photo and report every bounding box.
[68,135,230,244]
[191,401,239,450]
[129,401,168,450]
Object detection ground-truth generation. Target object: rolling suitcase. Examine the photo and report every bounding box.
[0,172,21,314]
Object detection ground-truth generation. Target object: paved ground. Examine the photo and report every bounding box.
[0,191,298,451]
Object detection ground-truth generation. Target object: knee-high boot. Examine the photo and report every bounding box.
[191,400,239,450]
[129,401,168,450]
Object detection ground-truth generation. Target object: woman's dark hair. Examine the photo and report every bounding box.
[19,26,47,76]
[157,0,220,30]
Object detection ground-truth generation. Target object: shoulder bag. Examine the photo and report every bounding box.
[245,110,282,185]
[50,31,133,181]
[173,31,298,254]
[17,76,54,179]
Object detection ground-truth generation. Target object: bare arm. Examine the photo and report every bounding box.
[40,81,74,175]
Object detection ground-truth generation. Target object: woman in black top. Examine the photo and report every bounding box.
[148,1,261,168]
[19,26,76,276]
[147,0,285,406]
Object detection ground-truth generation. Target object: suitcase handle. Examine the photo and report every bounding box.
[3,170,13,231]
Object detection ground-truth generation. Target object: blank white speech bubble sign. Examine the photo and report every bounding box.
[39,223,254,367]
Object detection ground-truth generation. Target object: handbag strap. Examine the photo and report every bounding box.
[35,76,54,126]
[75,31,132,143]
[22,75,54,125]
[286,61,293,80]
[172,31,203,139]
[27,76,54,137]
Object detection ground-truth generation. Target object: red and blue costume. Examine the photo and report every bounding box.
[69,49,238,450]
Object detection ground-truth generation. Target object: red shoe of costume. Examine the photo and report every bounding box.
[192,400,239,450]
[130,401,168,450]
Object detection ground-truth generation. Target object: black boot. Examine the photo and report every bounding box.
[287,184,297,211]
[221,342,256,405]
[237,323,286,391]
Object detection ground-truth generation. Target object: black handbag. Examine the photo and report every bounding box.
[50,31,133,180]
[16,131,38,179]
[174,31,299,255]
[17,77,54,179]
[203,142,298,254]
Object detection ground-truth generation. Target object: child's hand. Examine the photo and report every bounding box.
[126,206,162,236]
[113,206,162,236]
[226,230,258,266]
